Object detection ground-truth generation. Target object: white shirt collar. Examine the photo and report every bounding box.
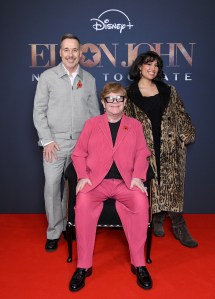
[62,63,79,77]
[62,64,79,86]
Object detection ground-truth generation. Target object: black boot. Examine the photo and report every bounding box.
[168,212,198,248]
[152,212,166,237]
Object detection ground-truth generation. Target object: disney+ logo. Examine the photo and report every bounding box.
[91,9,134,34]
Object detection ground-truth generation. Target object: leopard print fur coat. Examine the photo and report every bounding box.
[124,81,195,213]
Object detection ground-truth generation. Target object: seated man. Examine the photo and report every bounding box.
[69,82,152,291]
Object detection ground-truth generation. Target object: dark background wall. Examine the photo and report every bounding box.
[0,0,214,213]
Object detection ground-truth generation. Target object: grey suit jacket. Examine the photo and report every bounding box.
[33,63,100,145]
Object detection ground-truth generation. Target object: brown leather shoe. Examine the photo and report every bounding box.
[131,265,152,289]
[69,267,92,292]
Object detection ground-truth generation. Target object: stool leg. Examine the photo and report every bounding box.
[145,179,153,264]
[66,223,73,263]
[146,222,152,264]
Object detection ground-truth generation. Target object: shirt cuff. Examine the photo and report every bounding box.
[42,140,54,147]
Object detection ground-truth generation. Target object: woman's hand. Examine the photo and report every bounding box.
[130,178,148,196]
[76,178,92,194]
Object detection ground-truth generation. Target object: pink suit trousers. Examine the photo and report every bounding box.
[75,179,149,269]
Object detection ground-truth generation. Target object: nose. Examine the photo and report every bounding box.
[149,64,155,70]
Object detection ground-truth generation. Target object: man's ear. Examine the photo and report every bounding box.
[101,100,106,110]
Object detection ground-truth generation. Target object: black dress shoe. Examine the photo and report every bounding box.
[69,267,92,292]
[45,239,58,252]
[131,265,152,289]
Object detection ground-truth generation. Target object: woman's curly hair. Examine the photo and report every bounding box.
[129,50,165,81]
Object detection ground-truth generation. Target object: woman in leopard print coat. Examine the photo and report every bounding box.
[124,51,198,248]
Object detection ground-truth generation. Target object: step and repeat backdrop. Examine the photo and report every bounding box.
[0,0,214,213]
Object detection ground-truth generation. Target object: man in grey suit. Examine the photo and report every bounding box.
[33,33,100,252]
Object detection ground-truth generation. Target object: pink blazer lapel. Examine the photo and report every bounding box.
[98,114,113,148]
[113,115,130,153]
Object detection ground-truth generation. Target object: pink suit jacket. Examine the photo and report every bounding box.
[71,113,151,193]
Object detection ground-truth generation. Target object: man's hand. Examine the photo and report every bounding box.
[43,142,60,162]
[130,178,148,195]
[76,178,92,194]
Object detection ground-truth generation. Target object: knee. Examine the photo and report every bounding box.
[44,167,62,186]
[75,193,91,213]
[134,193,149,211]
[45,176,61,187]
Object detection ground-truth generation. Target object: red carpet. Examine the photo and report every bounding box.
[0,214,214,299]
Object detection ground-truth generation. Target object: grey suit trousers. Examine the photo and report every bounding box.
[43,138,76,239]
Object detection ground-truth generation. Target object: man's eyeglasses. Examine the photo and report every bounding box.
[104,96,125,103]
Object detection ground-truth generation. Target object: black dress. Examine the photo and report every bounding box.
[138,94,163,182]
[127,82,169,184]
